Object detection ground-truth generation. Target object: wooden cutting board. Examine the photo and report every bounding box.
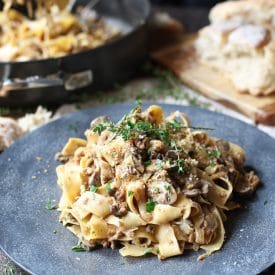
[151,34,275,125]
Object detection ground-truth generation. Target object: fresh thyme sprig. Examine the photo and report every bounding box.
[91,102,213,175]
[93,123,106,135]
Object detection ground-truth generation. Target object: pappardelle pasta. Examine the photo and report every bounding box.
[0,1,120,61]
[56,103,259,260]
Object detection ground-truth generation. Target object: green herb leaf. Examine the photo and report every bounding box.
[3,264,15,275]
[208,149,221,159]
[264,200,268,205]
[135,121,152,132]
[208,161,217,168]
[144,160,152,167]
[106,180,113,193]
[128,191,134,196]
[90,184,98,193]
[45,198,58,210]
[92,123,106,135]
[164,185,170,191]
[154,187,160,192]
[175,159,185,174]
[146,200,156,213]
[167,120,182,131]
[72,242,85,252]
[156,161,162,169]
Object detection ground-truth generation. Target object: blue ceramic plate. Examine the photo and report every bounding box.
[0,103,274,275]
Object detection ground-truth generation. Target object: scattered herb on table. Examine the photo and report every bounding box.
[45,198,58,210]
[72,241,85,252]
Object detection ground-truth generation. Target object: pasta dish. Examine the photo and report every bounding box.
[0,1,120,61]
[56,103,259,260]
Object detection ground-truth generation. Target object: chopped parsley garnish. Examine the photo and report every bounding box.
[90,184,98,193]
[156,161,163,169]
[175,159,185,174]
[167,120,182,131]
[106,180,113,193]
[144,160,152,167]
[72,242,85,252]
[92,123,106,135]
[208,149,221,159]
[264,200,268,205]
[164,185,170,191]
[208,161,217,168]
[154,187,160,192]
[45,198,58,210]
[128,191,134,196]
[135,121,152,132]
[146,200,156,213]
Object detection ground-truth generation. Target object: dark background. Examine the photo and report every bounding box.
[150,0,221,6]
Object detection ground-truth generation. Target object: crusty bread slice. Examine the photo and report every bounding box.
[195,0,275,96]
[209,0,275,26]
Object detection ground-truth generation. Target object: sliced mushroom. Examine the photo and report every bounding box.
[215,140,230,155]
[183,178,210,198]
[134,136,150,150]
[234,170,260,196]
[165,150,179,160]
[194,212,218,245]
[147,180,177,204]
[88,159,101,185]
[130,148,145,173]
[179,218,194,235]
[99,159,114,184]
[202,213,218,244]
[183,189,201,198]
[149,139,167,158]
[111,201,128,217]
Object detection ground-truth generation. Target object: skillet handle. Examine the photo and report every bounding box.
[0,70,93,97]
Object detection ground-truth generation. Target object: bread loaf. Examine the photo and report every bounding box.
[196,0,275,96]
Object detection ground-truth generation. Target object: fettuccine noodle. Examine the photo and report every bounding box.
[56,103,260,260]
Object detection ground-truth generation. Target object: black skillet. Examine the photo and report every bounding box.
[0,0,150,106]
